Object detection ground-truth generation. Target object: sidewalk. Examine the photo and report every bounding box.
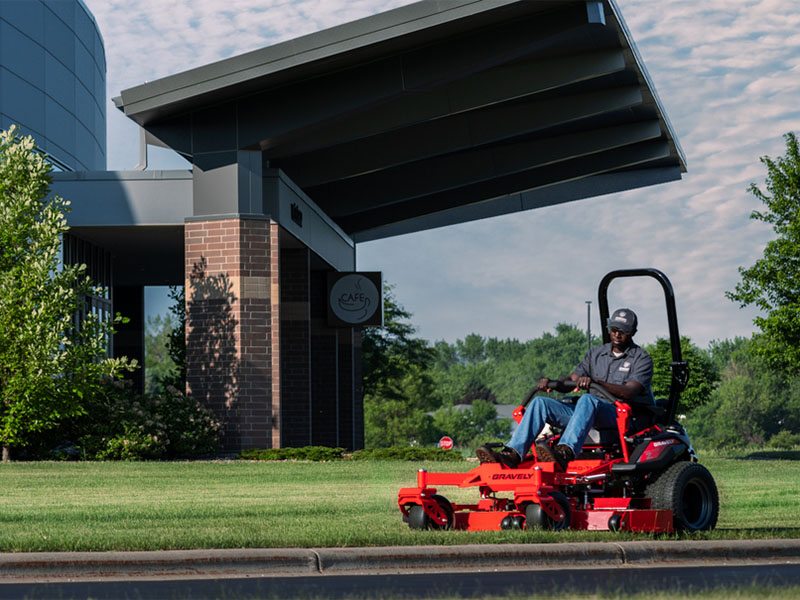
[1,539,800,582]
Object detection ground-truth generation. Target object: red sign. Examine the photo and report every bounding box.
[438,436,454,450]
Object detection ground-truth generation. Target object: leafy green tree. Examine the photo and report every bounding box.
[728,132,800,373]
[0,126,134,459]
[707,337,750,373]
[144,313,178,395]
[456,333,486,364]
[361,283,433,398]
[681,337,800,450]
[645,336,718,412]
[432,399,511,448]
[362,284,439,447]
[683,341,798,449]
[162,285,186,391]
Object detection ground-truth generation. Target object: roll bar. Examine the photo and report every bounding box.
[597,268,688,424]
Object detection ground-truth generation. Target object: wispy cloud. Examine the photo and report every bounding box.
[84,0,799,347]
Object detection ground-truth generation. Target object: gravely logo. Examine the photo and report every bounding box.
[491,473,534,480]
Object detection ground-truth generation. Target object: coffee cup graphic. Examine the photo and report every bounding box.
[330,275,379,324]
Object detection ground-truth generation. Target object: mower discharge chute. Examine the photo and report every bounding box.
[398,268,719,534]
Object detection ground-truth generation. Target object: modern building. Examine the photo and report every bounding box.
[1,0,686,452]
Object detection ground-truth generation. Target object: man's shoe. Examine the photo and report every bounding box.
[476,445,521,468]
[535,443,574,471]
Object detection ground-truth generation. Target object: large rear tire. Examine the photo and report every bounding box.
[646,461,719,532]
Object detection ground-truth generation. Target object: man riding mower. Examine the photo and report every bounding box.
[398,268,719,533]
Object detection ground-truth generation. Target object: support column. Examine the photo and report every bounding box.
[279,247,311,447]
[184,217,275,452]
[310,270,339,447]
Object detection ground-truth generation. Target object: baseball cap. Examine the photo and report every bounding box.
[607,308,637,334]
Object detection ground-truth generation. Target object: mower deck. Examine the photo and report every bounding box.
[398,458,674,533]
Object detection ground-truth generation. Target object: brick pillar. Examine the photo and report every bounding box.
[279,247,311,447]
[310,270,339,446]
[184,217,277,452]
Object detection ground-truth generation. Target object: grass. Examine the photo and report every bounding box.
[0,453,798,551]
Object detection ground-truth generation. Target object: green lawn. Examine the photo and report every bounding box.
[0,454,798,552]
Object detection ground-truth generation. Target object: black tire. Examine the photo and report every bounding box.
[406,495,454,530]
[524,492,571,531]
[646,461,719,532]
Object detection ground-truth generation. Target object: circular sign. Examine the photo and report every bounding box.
[438,436,454,451]
[330,274,380,325]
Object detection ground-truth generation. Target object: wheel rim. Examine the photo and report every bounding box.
[682,476,713,529]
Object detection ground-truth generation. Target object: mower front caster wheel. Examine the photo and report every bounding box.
[406,495,454,530]
[524,492,571,531]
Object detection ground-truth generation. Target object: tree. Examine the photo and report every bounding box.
[0,126,133,459]
[361,283,433,398]
[645,337,718,412]
[456,333,486,364]
[144,313,178,395]
[432,399,511,448]
[728,132,800,372]
[163,285,186,391]
[682,338,800,450]
[362,284,439,447]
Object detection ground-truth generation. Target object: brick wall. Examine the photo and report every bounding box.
[279,247,311,447]
[184,218,364,451]
[184,217,273,452]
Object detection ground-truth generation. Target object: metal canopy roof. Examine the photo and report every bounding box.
[115,0,685,242]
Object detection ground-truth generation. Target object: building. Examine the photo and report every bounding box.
[2,0,686,452]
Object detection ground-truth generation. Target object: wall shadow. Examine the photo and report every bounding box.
[186,257,240,450]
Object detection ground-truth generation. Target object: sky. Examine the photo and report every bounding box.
[83,0,800,348]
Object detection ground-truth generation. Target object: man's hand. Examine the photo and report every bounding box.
[536,377,551,391]
[576,376,592,390]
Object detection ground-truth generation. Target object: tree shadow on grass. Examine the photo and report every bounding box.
[735,450,800,461]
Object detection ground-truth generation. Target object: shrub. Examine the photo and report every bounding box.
[240,446,345,461]
[350,447,464,461]
[91,383,220,460]
[768,430,800,450]
[238,446,464,462]
[27,380,222,460]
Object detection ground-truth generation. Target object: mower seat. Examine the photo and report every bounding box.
[584,400,668,446]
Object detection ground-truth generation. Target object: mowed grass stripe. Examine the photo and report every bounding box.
[0,457,797,551]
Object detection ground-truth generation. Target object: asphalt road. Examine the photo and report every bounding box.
[2,561,800,599]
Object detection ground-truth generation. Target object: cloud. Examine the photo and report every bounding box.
[83,0,799,347]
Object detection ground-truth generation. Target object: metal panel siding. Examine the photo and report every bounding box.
[45,97,76,153]
[0,18,45,87]
[43,8,75,70]
[74,38,94,95]
[0,67,45,133]
[0,0,105,170]
[53,172,194,226]
[0,0,45,44]
[74,5,96,55]
[45,52,75,112]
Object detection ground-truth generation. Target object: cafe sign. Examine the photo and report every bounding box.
[327,272,383,327]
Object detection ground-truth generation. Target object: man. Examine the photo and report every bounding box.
[476,308,654,471]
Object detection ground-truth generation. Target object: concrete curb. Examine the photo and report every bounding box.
[1,539,799,581]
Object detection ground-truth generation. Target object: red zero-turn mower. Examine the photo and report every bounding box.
[398,268,719,534]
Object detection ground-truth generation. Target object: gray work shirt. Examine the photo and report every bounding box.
[574,342,655,405]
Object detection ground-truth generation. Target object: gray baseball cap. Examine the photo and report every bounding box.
[607,308,638,334]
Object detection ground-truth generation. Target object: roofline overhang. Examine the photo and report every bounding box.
[115,1,586,123]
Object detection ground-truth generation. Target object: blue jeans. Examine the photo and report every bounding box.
[507,394,618,458]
